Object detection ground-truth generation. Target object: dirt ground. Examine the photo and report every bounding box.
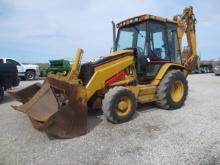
[0,74,220,165]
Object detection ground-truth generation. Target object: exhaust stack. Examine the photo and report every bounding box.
[112,21,116,52]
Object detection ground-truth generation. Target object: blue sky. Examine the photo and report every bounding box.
[0,0,219,63]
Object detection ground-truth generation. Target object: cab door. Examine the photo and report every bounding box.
[144,21,170,81]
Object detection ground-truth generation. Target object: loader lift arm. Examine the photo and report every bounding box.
[174,6,200,71]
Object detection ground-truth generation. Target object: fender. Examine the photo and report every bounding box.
[151,63,188,86]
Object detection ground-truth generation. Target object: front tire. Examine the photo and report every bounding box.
[102,87,137,123]
[0,86,4,103]
[25,71,35,80]
[156,70,188,110]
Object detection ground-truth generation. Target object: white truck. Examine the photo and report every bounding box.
[0,58,40,80]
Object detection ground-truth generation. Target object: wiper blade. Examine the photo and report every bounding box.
[133,26,144,38]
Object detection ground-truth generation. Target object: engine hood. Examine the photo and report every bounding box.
[108,49,134,57]
[92,49,134,67]
[91,49,134,62]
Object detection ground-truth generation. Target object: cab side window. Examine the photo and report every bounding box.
[148,21,169,61]
[0,59,3,64]
[167,23,181,64]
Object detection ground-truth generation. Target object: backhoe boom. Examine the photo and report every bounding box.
[174,6,200,71]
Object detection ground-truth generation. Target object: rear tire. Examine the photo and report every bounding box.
[102,87,137,123]
[156,70,188,110]
[0,86,4,103]
[25,71,35,80]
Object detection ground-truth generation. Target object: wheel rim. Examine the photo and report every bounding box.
[27,73,34,79]
[171,80,184,103]
[116,96,132,117]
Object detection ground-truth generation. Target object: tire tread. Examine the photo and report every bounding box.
[102,86,136,123]
[156,70,188,110]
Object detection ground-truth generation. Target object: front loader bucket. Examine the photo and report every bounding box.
[12,77,87,139]
[9,83,42,104]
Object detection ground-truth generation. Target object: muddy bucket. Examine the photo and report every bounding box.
[9,83,42,104]
[11,77,87,139]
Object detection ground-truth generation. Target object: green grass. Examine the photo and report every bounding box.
[37,63,50,70]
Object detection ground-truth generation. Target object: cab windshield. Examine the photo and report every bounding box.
[116,21,181,64]
[116,22,147,55]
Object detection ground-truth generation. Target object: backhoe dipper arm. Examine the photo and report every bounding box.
[173,6,200,70]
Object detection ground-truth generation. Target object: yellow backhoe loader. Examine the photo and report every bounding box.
[11,6,199,138]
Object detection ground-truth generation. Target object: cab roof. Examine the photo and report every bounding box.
[116,14,177,28]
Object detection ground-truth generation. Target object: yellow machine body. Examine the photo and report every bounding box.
[11,6,197,139]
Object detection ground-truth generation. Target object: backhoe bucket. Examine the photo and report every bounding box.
[11,77,87,139]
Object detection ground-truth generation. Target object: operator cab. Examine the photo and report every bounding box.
[116,15,182,83]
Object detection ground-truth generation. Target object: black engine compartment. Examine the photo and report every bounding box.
[79,51,135,85]
[79,63,94,85]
